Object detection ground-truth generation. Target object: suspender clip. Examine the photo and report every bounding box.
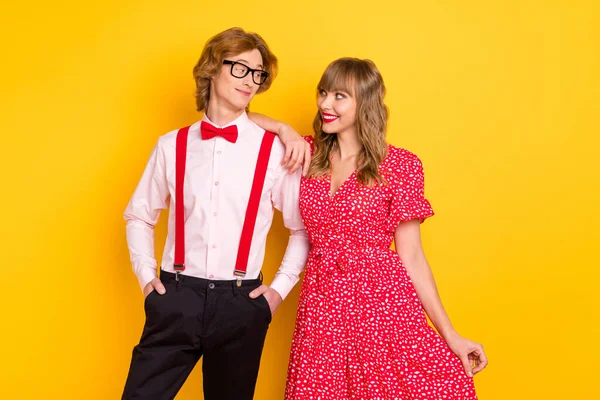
[234,269,246,287]
[173,264,185,282]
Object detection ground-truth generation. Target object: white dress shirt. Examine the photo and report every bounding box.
[124,112,310,300]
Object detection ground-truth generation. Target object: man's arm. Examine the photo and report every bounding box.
[248,112,311,175]
[249,165,310,313]
[124,142,170,296]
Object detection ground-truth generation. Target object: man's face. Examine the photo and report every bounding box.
[211,49,264,111]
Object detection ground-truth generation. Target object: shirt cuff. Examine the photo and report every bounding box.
[136,266,158,293]
[269,272,298,301]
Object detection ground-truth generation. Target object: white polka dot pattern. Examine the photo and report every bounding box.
[284,136,477,400]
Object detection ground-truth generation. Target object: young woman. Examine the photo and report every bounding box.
[250,57,487,399]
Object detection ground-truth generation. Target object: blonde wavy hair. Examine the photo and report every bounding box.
[307,58,389,186]
[192,27,278,112]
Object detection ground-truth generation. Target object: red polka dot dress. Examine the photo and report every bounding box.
[285,137,477,400]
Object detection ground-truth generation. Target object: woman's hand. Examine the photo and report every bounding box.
[445,332,488,377]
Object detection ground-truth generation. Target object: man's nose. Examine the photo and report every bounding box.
[242,72,255,87]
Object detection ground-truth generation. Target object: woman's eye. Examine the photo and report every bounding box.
[335,93,345,99]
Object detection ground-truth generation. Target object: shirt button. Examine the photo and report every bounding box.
[209,274,214,279]
[208,283,215,289]
[213,212,217,216]
[215,182,219,186]
[212,244,217,248]
[217,151,222,155]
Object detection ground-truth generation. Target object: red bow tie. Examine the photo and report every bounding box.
[200,121,238,143]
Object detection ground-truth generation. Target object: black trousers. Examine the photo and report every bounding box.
[122,271,272,400]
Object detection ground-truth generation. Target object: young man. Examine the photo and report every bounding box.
[122,28,310,400]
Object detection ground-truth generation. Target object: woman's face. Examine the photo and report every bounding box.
[317,88,357,136]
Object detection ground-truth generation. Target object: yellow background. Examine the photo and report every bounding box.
[1,0,598,398]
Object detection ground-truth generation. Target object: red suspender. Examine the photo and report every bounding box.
[234,132,276,277]
[174,126,190,273]
[174,128,276,279]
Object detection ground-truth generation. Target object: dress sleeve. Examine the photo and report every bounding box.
[303,135,315,155]
[387,151,434,230]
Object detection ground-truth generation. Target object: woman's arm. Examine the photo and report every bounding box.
[394,220,488,376]
[248,112,311,174]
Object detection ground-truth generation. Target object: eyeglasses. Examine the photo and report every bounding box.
[223,60,270,85]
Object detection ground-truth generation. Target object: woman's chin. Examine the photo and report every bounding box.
[321,125,337,135]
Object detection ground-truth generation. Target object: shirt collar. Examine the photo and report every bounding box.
[201,111,249,131]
